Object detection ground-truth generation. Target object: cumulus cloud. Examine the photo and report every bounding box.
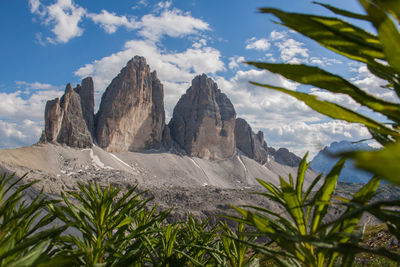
[350,65,397,102]
[0,83,63,148]
[310,88,360,110]
[192,38,207,49]
[275,38,309,63]
[131,0,148,10]
[261,120,370,157]
[269,30,287,41]
[138,9,209,41]
[29,0,86,44]
[29,0,41,14]
[30,1,209,45]
[15,81,61,91]
[245,37,270,51]
[0,88,63,122]
[87,10,138,34]
[228,56,245,70]
[0,120,44,149]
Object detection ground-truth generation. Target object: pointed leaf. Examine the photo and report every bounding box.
[311,158,345,233]
[345,141,400,185]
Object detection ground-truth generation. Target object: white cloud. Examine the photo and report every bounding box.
[275,38,309,63]
[87,10,138,34]
[245,37,270,51]
[192,38,207,49]
[29,0,42,14]
[138,9,209,41]
[269,30,287,41]
[0,88,63,121]
[155,1,172,11]
[310,89,360,110]
[261,120,370,157]
[30,0,86,44]
[228,56,245,70]
[309,56,343,67]
[15,81,61,91]
[30,1,209,44]
[0,120,44,149]
[350,65,397,102]
[0,82,63,148]
[132,0,148,10]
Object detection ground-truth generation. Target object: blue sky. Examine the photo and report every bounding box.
[0,0,389,156]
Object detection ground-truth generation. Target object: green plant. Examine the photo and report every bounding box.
[50,182,168,267]
[230,154,384,266]
[143,215,221,266]
[239,0,400,265]
[0,172,70,267]
[248,0,400,184]
[217,222,258,267]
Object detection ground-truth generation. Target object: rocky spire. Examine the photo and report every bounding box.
[75,77,95,136]
[41,81,93,148]
[95,56,165,152]
[234,118,268,164]
[168,74,236,160]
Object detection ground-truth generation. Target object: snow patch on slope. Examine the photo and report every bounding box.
[237,155,247,172]
[90,149,113,169]
[109,153,136,171]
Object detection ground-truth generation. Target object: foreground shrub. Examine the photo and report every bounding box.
[241,0,400,265]
[0,173,69,267]
[231,154,384,266]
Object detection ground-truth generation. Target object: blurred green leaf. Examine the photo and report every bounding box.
[258,8,383,64]
[346,141,400,184]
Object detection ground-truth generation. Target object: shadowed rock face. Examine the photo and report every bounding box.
[274,148,301,167]
[41,83,93,148]
[234,118,268,164]
[75,77,95,136]
[96,56,165,152]
[169,74,236,160]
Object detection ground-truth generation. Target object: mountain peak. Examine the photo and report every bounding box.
[168,75,236,160]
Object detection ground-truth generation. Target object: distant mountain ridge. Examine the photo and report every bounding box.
[310,140,375,183]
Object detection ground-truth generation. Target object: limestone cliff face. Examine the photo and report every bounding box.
[41,82,93,148]
[95,56,165,152]
[168,74,236,160]
[39,56,301,167]
[234,118,268,164]
[75,77,95,136]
